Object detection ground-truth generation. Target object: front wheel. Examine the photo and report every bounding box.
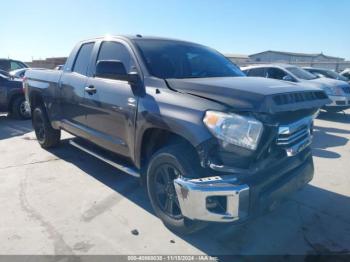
[32,106,61,148]
[146,144,207,234]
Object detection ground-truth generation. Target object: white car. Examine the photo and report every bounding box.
[340,69,350,81]
[242,64,350,112]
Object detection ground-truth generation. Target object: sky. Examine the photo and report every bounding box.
[0,0,349,61]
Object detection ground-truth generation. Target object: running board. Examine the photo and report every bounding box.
[69,140,140,178]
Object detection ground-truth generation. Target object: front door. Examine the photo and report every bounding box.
[83,41,139,158]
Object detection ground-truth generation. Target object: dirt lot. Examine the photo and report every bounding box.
[0,111,349,256]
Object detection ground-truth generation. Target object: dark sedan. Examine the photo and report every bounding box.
[0,59,28,72]
[0,70,30,119]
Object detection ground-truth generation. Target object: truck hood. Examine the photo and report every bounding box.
[166,77,330,114]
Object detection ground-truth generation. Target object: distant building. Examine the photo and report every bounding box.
[225,53,250,65]
[249,50,344,64]
[26,57,67,69]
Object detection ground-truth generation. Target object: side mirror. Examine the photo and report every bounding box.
[95,60,139,84]
[282,75,295,82]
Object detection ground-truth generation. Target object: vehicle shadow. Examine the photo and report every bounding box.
[47,138,350,255]
[317,110,350,124]
[0,114,32,140]
[47,139,154,213]
[311,125,348,159]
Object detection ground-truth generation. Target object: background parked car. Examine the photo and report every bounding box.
[303,67,350,84]
[54,64,64,70]
[9,68,29,79]
[242,64,350,112]
[340,69,350,80]
[9,68,45,79]
[0,69,30,119]
[0,59,28,72]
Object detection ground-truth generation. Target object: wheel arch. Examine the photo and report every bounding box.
[136,126,207,184]
[28,90,45,110]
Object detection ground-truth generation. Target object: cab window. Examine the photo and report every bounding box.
[73,43,94,76]
[10,61,25,71]
[97,41,135,73]
[267,68,288,80]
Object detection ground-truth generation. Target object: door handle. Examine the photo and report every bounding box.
[84,85,97,95]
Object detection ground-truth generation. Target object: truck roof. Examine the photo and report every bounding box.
[79,35,201,45]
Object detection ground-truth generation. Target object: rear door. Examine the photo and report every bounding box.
[59,42,94,128]
[83,40,139,157]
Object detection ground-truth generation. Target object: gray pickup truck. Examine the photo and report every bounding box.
[24,35,329,234]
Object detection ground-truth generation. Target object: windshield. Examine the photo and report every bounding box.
[287,67,318,80]
[321,70,348,81]
[133,39,245,79]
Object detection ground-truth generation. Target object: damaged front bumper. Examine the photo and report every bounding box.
[174,175,249,222]
[174,151,314,223]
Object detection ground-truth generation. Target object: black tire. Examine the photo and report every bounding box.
[32,105,61,148]
[11,96,31,120]
[146,144,207,234]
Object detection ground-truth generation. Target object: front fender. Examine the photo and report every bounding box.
[134,86,227,168]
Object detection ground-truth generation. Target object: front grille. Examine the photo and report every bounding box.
[341,86,350,94]
[336,101,346,105]
[273,91,327,106]
[277,126,310,146]
[276,116,313,156]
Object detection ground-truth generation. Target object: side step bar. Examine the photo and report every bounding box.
[69,140,140,178]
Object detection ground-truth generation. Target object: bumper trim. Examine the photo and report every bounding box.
[174,175,249,222]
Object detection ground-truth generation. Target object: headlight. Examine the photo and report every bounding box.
[203,111,263,151]
[334,87,345,96]
[323,86,344,96]
[322,86,334,96]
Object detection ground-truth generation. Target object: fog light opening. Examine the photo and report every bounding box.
[206,196,227,214]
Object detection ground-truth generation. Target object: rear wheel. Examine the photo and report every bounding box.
[32,106,61,148]
[11,96,31,120]
[146,144,207,234]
